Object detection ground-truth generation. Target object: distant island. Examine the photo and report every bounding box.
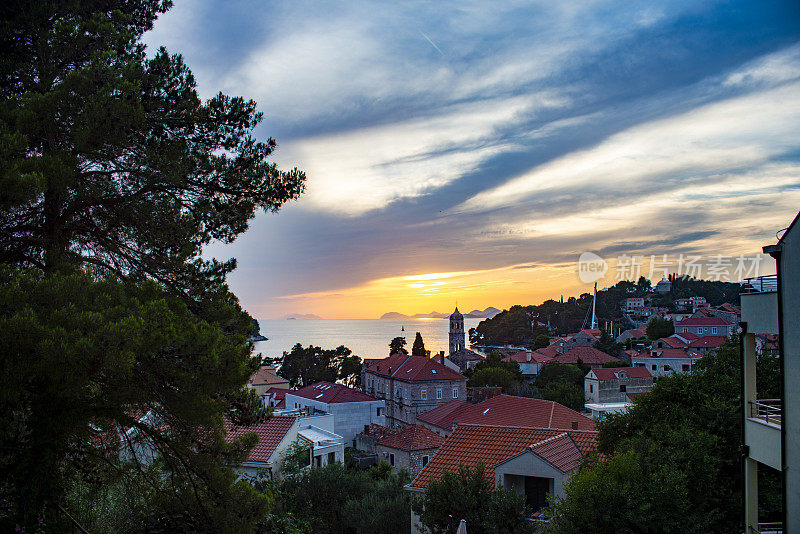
[380,307,501,320]
[284,313,323,320]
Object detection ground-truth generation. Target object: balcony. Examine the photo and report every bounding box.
[745,399,782,471]
[741,276,778,334]
[748,522,783,533]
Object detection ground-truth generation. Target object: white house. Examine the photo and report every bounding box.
[284,382,385,445]
[674,316,734,337]
[631,348,703,376]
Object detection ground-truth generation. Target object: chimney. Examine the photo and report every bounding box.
[526,350,532,362]
[571,421,579,430]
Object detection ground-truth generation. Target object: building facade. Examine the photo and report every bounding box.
[584,367,653,404]
[448,307,465,355]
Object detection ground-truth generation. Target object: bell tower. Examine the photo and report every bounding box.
[449,307,465,356]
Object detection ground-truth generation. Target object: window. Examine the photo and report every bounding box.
[682,364,690,372]
[452,388,458,398]
[711,327,717,334]
[436,389,443,400]
[386,384,389,394]
[422,455,429,466]
[421,389,427,400]
[328,452,336,464]
[589,384,593,393]
[651,364,657,371]
[377,407,382,417]
[664,365,672,371]
[389,454,395,466]
[619,384,627,393]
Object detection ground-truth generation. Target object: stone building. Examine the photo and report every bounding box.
[375,425,444,478]
[362,354,467,427]
[584,367,653,404]
[448,307,465,355]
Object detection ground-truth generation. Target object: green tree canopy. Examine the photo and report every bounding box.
[389,336,408,355]
[412,462,529,534]
[541,381,585,412]
[412,332,427,356]
[645,316,674,340]
[277,344,361,388]
[467,367,519,390]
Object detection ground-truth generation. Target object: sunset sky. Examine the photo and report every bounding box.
[145,1,800,319]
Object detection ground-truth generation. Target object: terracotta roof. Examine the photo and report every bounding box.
[451,348,485,361]
[417,400,472,430]
[364,354,466,381]
[377,425,445,451]
[527,432,583,472]
[248,366,289,387]
[409,425,599,489]
[626,392,649,402]
[717,303,741,313]
[534,347,560,359]
[265,387,289,408]
[504,350,553,363]
[288,381,378,403]
[621,328,646,338]
[224,416,296,463]
[575,329,602,340]
[591,367,652,380]
[552,346,620,365]
[655,336,688,348]
[677,316,733,326]
[673,332,699,340]
[450,395,595,431]
[689,336,727,349]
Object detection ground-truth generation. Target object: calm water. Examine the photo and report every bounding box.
[253,318,484,360]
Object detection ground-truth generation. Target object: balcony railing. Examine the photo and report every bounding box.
[741,275,777,294]
[748,522,783,533]
[748,399,782,426]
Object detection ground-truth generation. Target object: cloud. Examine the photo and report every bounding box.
[456,79,800,214]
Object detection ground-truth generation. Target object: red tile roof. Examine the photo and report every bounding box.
[673,331,699,340]
[591,367,652,380]
[552,346,620,365]
[450,395,595,431]
[534,347,560,359]
[677,316,733,326]
[288,381,378,403]
[417,400,472,430]
[377,425,445,451]
[689,336,728,349]
[656,336,688,348]
[527,432,583,472]
[626,392,649,402]
[364,354,466,381]
[224,416,296,463]
[621,328,647,338]
[248,365,290,387]
[504,350,553,363]
[409,425,599,489]
[717,303,741,313]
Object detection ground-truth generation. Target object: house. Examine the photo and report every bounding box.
[584,367,653,419]
[707,303,741,325]
[264,386,289,409]
[447,348,485,373]
[624,297,645,312]
[224,416,299,480]
[616,327,647,343]
[284,381,385,445]
[375,425,445,477]
[502,350,553,379]
[651,336,688,349]
[675,297,693,310]
[674,316,734,337]
[406,424,600,532]
[271,406,346,469]
[562,329,602,349]
[689,296,708,311]
[740,210,799,532]
[688,335,728,353]
[362,354,467,427]
[654,277,672,293]
[550,346,621,368]
[631,348,703,376]
[416,394,595,438]
[247,365,290,396]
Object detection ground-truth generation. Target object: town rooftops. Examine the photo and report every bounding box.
[449,394,595,431]
[534,346,560,359]
[417,399,472,430]
[377,425,445,451]
[408,424,599,490]
[248,365,289,387]
[224,416,296,463]
[677,316,733,326]
[364,353,466,381]
[289,381,378,403]
[655,336,688,348]
[590,367,652,380]
[622,327,647,338]
[552,346,620,366]
[689,336,728,349]
[717,303,741,313]
[504,350,554,363]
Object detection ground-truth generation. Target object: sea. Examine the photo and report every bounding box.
[252,318,484,360]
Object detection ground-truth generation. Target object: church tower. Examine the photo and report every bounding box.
[449,307,465,356]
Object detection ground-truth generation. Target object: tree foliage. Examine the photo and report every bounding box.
[0,0,305,300]
[412,332,427,356]
[467,367,519,390]
[412,462,529,534]
[389,336,408,355]
[276,344,361,388]
[545,336,780,531]
[645,316,674,340]
[541,381,585,412]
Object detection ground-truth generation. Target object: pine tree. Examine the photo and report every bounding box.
[412,332,427,356]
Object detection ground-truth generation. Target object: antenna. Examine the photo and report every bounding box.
[591,282,597,330]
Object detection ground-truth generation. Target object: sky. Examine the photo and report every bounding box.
[144,1,800,320]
